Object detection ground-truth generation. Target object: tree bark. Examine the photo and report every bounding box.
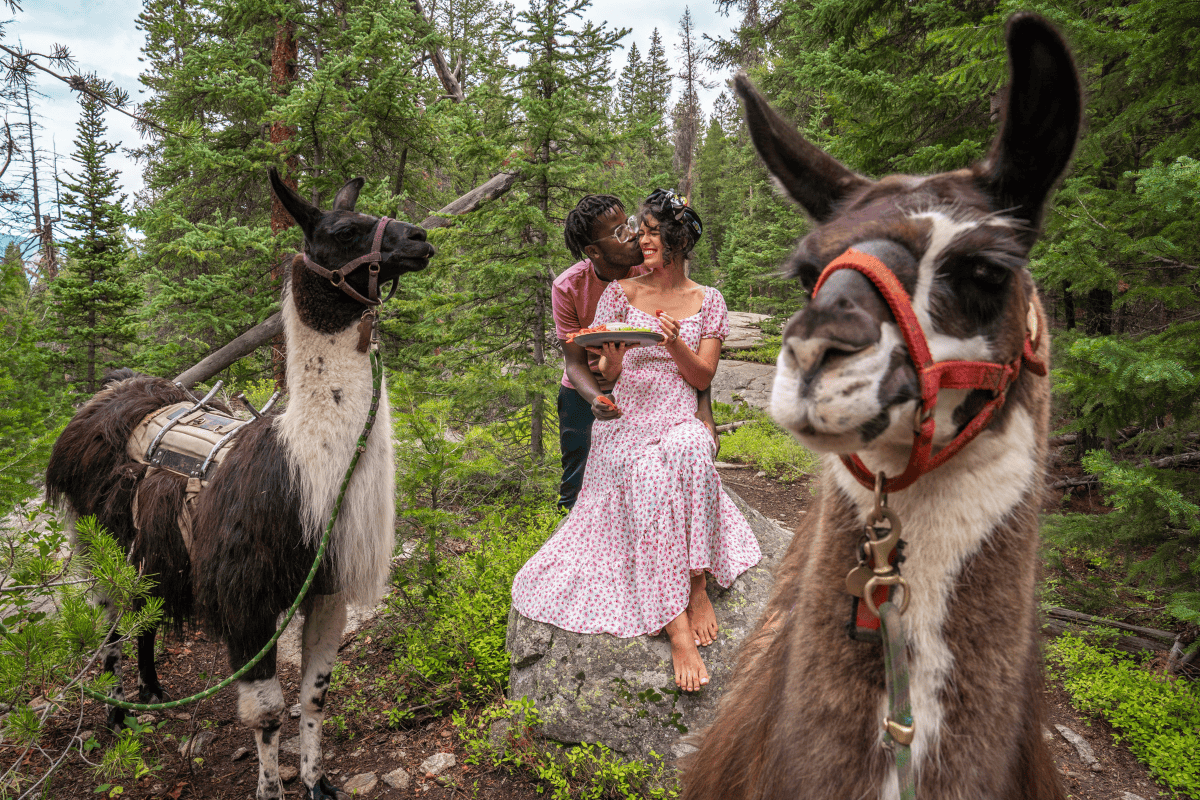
[269,18,299,388]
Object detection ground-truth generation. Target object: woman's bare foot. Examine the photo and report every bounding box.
[687,572,718,646]
[665,611,709,692]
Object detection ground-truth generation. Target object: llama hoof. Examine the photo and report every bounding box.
[138,685,168,704]
[105,706,130,733]
[256,777,284,800]
[306,775,349,800]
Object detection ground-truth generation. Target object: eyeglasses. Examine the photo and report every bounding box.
[589,215,639,245]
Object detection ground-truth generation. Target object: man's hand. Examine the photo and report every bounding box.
[591,393,621,420]
[598,341,631,382]
[707,421,721,456]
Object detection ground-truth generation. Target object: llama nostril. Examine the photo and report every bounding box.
[787,336,869,379]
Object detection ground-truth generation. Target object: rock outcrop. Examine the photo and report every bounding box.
[505,490,793,761]
[722,311,771,351]
[710,359,776,411]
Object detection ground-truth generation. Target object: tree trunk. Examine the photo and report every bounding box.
[409,0,464,102]
[1061,280,1075,330]
[269,18,299,388]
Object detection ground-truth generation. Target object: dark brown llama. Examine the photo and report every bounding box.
[681,14,1080,800]
[46,169,434,800]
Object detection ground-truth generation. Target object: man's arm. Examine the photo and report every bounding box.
[564,339,620,419]
[696,385,720,455]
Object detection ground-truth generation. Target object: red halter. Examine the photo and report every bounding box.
[811,248,1046,493]
[302,216,393,307]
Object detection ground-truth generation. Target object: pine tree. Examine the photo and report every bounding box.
[49,95,139,395]
[133,0,443,380]
[407,0,628,462]
[672,8,709,198]
[616,41,643,124]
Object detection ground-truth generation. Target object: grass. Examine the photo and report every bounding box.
[725,336,781,365]
[716,408,820,482]
[1046,633,1200,797]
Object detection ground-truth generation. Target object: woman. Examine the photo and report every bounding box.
[511,190,761,692]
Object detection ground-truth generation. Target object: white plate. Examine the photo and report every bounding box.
[573,331,665,347]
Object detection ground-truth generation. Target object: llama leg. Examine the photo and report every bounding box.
[237,676,286,800]
[136,626,167,703]
[299,593,348,800]
[98,599,129,731]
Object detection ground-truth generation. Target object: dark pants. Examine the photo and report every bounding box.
[557,385,595,511]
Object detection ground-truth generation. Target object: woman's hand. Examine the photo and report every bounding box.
[597,341,631,383]
[657,312,682,347]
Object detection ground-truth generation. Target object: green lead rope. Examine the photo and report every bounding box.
[879,599,916,800]
[83,348,384,712]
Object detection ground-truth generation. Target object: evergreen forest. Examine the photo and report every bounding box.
[0,0,1198,797]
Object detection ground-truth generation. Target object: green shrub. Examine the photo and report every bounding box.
[727,337,780,366]
[0,510,162,797]
[1046,633,1200,797]
[383,502,561,721]
[719,415,819,481]
[454,698,679,799]
[1041,449,1200,633]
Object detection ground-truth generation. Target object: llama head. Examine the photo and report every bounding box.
[268,168,435,310]
[740,13,1080,463]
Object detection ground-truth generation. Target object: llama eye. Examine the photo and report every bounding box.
[786,256,821,292]
[967,260,1010,286]
[333,228,354,242]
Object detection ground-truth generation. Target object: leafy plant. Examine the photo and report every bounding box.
[1042,449,1200,631]
[1046,634,1200,796]
[0,511,162,797]
[718,413,820,481]
[455,698,679,799]
[384,502,560,721]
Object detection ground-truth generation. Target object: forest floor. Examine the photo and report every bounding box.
[29,467,1182,800]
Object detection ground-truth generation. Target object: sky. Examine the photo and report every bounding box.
[3,0,737,232]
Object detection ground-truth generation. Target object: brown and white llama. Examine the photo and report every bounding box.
[46,169,434,800]
[681,14,1080,800]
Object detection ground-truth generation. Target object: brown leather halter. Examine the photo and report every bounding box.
[302,216,399,307]
[812,248,1047,494]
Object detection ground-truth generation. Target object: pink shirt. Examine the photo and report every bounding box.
[553,259,647,389]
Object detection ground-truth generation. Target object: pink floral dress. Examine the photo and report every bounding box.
[511,282,761,637]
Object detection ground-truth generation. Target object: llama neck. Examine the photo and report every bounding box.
[827,403,1043,781]
[275,289,395,607]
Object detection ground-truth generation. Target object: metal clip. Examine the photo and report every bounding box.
[864,508,902,577]
[864,574,909,616]
[884,716,915,746]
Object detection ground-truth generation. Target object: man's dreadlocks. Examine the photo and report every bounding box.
[564,194,623,260]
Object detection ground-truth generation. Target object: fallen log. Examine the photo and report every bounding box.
[1041,606,1180,657]
[1044,606,1176,643]
[1041,618,1169,655]
[715,420,752,434]
[419,169,521,229]
[173,312,284,389]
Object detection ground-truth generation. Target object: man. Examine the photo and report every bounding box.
[554,194,717,510]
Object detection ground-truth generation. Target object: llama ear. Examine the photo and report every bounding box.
[268,168,319,238]
[978,13,1081,229]
[734,73,870,223]
[332,177,365,212]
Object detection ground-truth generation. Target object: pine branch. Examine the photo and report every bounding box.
[0,43,189,140]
